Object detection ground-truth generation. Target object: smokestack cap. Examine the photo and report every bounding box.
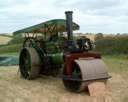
[65,11,73,14]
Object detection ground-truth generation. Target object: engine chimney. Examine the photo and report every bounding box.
[65,11,73,40]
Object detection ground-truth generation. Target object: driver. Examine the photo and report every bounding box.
[77,36,92,51]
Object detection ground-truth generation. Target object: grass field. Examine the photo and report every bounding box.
[0,55,127,102]
[0,35,12,45]
[0,52,19,56]
[0,44,22,55]
[103,55,128,73]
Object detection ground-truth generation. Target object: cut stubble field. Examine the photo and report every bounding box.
[0,36,12,45]
[0,56,128,102]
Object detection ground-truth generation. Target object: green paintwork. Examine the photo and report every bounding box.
[13,19,79,35]
[45,42,61,53]
[50,53,64,64]
[72,68,81,78]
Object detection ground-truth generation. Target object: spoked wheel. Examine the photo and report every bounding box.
[62,63,83,92]
[19,47,41,79]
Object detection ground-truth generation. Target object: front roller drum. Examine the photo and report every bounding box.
[19,47,41,79]
[63,59,110,92]
[63,63,83,92]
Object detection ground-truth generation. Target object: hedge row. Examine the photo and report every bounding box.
[95,35,128,54]
[8,34,24,45]
[0,44,22,54]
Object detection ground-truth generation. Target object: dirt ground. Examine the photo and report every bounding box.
[0,66,127,102]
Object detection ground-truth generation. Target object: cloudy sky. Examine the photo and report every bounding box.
[0,0,128,34]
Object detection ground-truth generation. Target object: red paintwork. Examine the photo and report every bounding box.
[65,52,101,75]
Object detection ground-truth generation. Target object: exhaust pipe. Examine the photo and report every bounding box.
[65,11,73,40]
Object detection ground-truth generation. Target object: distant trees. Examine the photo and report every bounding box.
[95,33,104,41]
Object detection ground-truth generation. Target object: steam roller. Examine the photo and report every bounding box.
[13,11,110,92]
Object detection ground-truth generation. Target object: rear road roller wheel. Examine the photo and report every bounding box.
[19,47,41,80]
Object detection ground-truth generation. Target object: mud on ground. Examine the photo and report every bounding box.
[0,66,127,102]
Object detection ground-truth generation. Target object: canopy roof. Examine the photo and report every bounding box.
[13,19,79,35]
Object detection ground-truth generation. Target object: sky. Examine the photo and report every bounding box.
[0,0,128,34]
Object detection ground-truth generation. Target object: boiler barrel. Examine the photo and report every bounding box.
[50,53,64,64]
